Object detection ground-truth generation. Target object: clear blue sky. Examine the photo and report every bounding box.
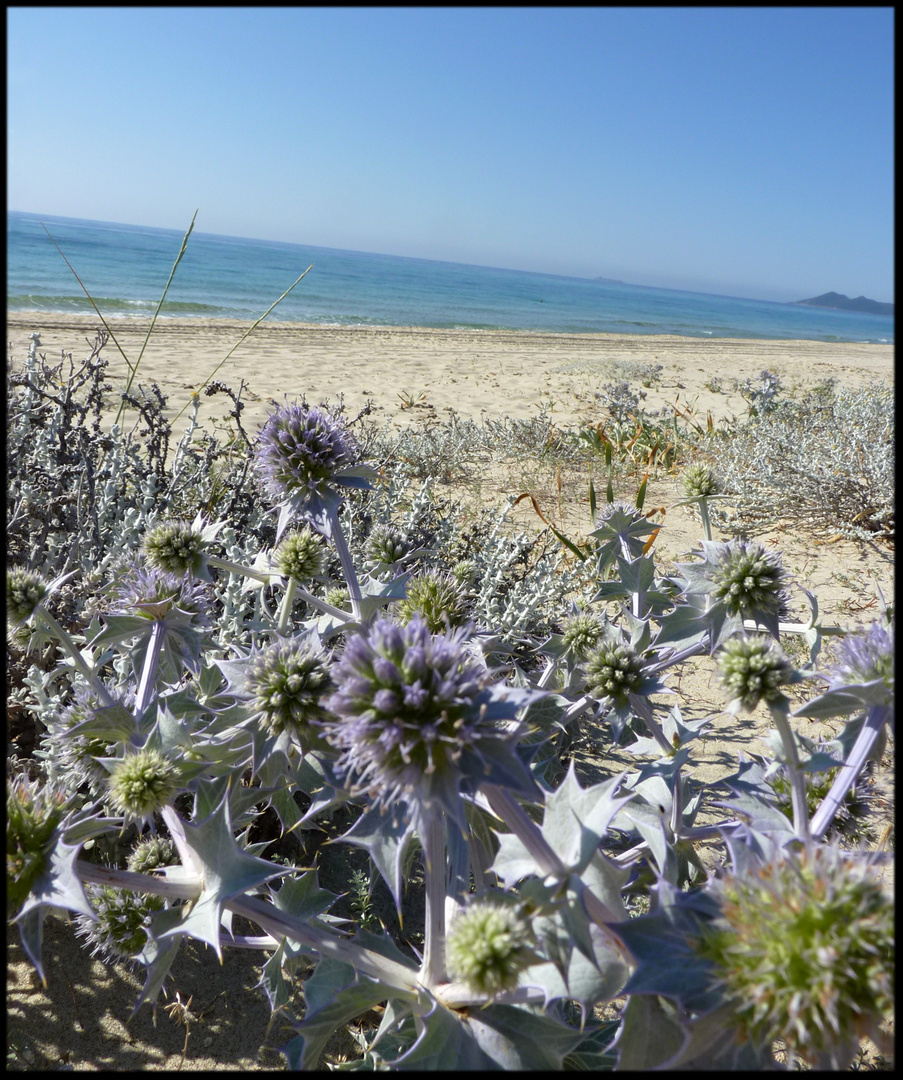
[7,6,894,302]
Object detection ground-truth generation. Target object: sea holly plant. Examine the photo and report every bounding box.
[7,331,895,1068]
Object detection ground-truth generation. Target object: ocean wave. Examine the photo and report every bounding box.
[7,294,230,316]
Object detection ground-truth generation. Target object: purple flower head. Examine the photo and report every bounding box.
[255,401,373,540]
[829,619,894,698]
[111,564,210,625]
[257,401,356,500]
[322,617,537,816]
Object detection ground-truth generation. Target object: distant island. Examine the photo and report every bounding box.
[593,276,626,285]
[792,292,893,317]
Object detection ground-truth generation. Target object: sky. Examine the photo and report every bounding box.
[7,6,894,303]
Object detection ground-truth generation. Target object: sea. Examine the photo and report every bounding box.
[7,211,893,344]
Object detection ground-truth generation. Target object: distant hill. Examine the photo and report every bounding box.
[792,291,893,316]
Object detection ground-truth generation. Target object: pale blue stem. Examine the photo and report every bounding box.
[809,704,890,841]
[135,621,167,717]
[698,497,713,543]
[768,697,811,845]
[276,576,298,635]
[631,696,674,757]
[420,809,448,988]
[328,511,363,622]
[482,784,630,961]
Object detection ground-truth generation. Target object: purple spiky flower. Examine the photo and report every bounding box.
[256,402,358,504]
[322,616,539,819]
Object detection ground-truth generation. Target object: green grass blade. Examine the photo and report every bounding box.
[171,263,315,424]
[40,223,137,378]
[550,526,588,562]
[116,210,198,423]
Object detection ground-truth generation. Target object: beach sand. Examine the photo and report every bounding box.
[6,312,893,438]
[7,313,894,1069]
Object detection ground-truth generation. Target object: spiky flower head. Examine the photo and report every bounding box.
[75,884,166,962]
[582,637,645,707]
[107,748,178,818]
[255,401,373,540]
[257,401,357,501]
[127,836,177,873]
[561,613,606,661]
[275,526,326,582]
[7,774,71,915]
[829,618,894,701]
[366,524,412,570]
[143,515,221,581]
[446,900,536,996]
[6,568,47,626]
[246,638,332,743]
[696,845,894,1066]
[396,571,469,633]
[678,539,788,643]
[682,462,719,499]
[323,617,539,817]
[718,634,794,713]
[450,559,476,588]
[110,564,210,624]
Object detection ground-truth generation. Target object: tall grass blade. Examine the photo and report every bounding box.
[116,210,198,423]
[40,223,137,378]
[172,263,315,424]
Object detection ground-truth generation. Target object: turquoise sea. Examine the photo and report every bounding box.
[7,211,893,344]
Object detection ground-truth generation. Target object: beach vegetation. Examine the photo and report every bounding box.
[6,241,894,1070]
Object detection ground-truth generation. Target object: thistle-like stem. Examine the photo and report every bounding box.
[72,859,421,996]
[768,697,811,845]
[698,496,713,543]
[207,554,353,623]
[35,608,116,708]
[276,576,298,635]
[328,511,363,622]
[809,704,890,841]
[420,810,448,988]
[482,784,630,961]
[630,696,674,757]
[134,620,167,716]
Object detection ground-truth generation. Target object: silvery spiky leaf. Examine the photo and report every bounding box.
[254,400,377,541]
[676,539,789,646]
[322,616,544,830]
[589,502,659,575]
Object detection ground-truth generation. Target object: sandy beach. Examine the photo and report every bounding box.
[7,313,893,438]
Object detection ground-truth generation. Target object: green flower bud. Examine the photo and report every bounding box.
[127,836,177,873]
[582,639,644,706]
[6,568,48,626]
[562,614,606,660]
[276,526,325,582]
[718,634,793,712]
[397,571,468,633]
[683,461,719,498]
[446,901,535,996]
[107,749,178,818]
[75,884,166,962]
[7,775,70,915]
[247,640,332,741]
[696,846,894,1065]
[144,521,207,577]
